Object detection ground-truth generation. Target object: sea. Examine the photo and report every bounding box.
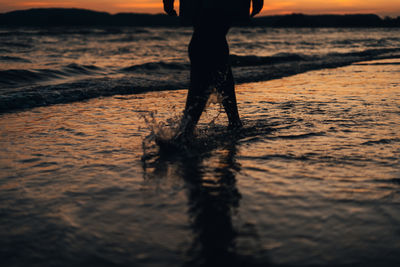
[1,27,400,112]
[0,26,400,267]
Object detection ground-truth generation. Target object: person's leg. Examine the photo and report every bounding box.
[218,67,242,128]
[179,71,212,136]
[214,26,242,128]
[178,26,212,136]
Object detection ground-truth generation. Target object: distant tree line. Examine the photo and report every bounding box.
[0,8,399,27]
[252,13,400,27]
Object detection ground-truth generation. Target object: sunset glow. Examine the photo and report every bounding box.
[1,0,400,16]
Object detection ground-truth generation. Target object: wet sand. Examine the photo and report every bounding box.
[0,59,399,266]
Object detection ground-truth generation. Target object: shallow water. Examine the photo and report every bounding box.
[1,27,400,112]
[0,59,400,266]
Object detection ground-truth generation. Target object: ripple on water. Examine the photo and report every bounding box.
[0,60,400,266]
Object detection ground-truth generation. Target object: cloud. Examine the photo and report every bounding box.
[16,1,75,7]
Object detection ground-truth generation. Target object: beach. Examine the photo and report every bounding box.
[1,58,399,266]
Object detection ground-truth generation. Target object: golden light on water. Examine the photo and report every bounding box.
[0,58,399,266]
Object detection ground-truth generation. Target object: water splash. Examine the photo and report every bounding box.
[140,110,182,162]
[140,92,228,164]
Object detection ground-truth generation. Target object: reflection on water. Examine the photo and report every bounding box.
[183,145,241,266]
[143,136,266,266]
[0,60,400,266]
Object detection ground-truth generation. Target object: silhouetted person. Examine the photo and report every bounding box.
[163,0,264,138]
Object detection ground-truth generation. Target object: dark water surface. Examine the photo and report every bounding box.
[1,59,400,266]
[1,27,400,112]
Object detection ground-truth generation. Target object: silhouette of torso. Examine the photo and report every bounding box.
[179,0,251,26]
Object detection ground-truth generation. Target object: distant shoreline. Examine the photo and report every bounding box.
[1,8,400,27]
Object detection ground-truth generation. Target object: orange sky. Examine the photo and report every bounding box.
[1,0,400,17]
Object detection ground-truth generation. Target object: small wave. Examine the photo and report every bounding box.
[355,62,400,66]
[389,179,400,185]
[0,48,11,53]
[0,56,31,63]
[372,178,400,185]
[0,64,102,86]
[230,48,400,68]
[0,69,62,86]
[1,47,400,113]
[63,63,102,75]
[328,48,400,60]
[121,61,189,72]
[0,41,32,48]
[241,154,310,161]
[362,138,400,146]
[230,53,312,67]
[121,53,310,73]
[273,132,325,140]
[107,36,137,42]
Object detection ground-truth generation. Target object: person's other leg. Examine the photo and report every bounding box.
[214,25,242,128]
[179,72,212,135]
[218,67,242,128]
[179,26,212,136]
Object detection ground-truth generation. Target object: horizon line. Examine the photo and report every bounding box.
[1,7,399,18]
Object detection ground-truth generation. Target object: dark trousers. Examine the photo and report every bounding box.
[181,9,241,133]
